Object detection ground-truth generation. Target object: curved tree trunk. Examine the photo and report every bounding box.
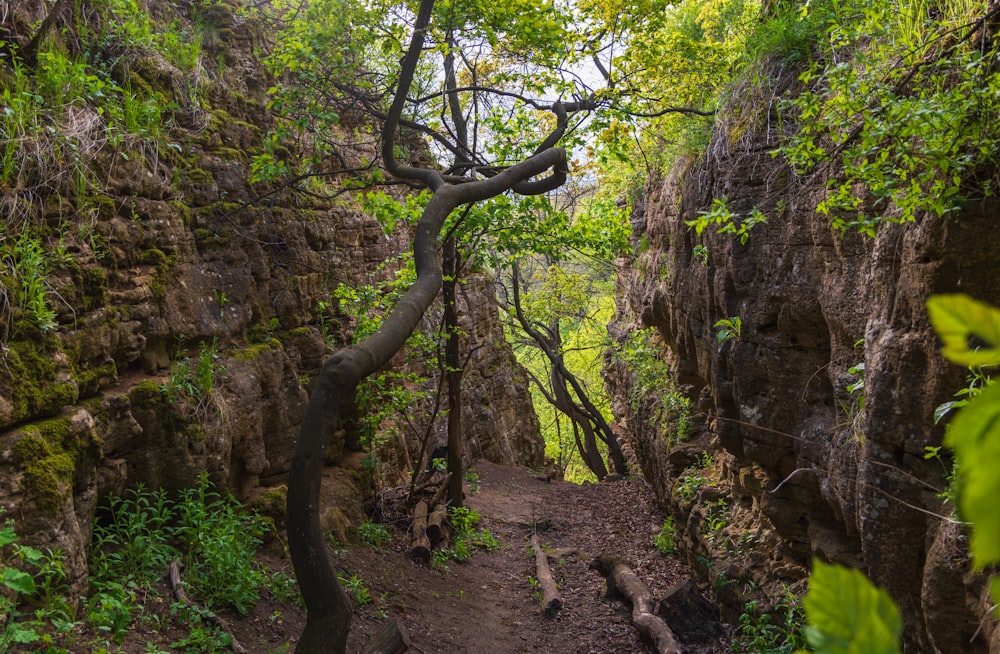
[509,265,627,478]
[286,2,575,651]
[548,328,608,479]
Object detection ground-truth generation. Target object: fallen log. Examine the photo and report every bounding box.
[428,472,452,508]
[169,559,247,653]
[592,554,682,654]
[426,503,450,545]
[410,500,431,565]
[361,618,412,654]
[530,535,562,618]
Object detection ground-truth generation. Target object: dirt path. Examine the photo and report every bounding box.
[336,462,724,653]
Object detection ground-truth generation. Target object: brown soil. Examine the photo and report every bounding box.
[334,461,728,653]
[51,462,730,653]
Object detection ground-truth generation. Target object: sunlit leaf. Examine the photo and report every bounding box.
[801,560,902,654]
[927,295,1000,367]
[944,380,1000,567]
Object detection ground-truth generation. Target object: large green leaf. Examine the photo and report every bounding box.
[944,380,1000,567]
[801,560,902,654]
[2,566,36,594]
[926,294,1000,368]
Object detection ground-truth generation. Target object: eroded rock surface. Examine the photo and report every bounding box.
[0,0,542,602]
[608,91,1000,651]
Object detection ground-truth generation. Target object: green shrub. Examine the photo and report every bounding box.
[358,521,391,550]
[90,475,270,617]
[654,517,676,555]
[1,513,74,650]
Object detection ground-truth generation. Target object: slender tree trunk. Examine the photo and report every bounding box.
[509,265,627,477]
[443,235,464,508]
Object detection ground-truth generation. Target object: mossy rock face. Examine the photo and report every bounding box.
[193,227,234,249]
[0,339,79,430]
[11,412,101,515]
[230,340,281,361]
[75,361,118,398]
[130,380,167,408]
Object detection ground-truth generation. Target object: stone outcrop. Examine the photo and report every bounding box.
[608,73,1000,651]
[0,0,542,602]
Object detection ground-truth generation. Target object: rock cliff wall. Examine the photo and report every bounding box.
[608,76,1000,652]
[0,0,541,601]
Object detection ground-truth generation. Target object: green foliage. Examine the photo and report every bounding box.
[675,471,709,500]
[614,328,692,443]
[161,335,223,404]
[358,521,391,550]
[513,283,617,482]
[433,507,501,566]
[927,295,1000,602]
[686,197,770,246]
[702,498,728,543]
[168,602,233,654]
[173,477,270,615]
[1,231,59,332]
[85,581,136,643]
[775,0,1000,236]
[653,517,676,555]
[731,591,806,654]
[91,475,271,617]
[338,573,372,606]
[1,513,74,650]
[800,560,902,654]
[90,485,177,586]
[714,316,742,343]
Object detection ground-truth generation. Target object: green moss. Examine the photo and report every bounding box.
[13,422,85,515]
[171,201,193,226]
[185,168,215,185]
[186,423,206,442]
[193,227,234,249]
[1,340,78,426]
[13,432,53,462]
[230,340,280,361]
[149,278,166,301]
[75,361,118,397]
[211,147,247,163]
[140,247,177,271]
[130,380,166,407]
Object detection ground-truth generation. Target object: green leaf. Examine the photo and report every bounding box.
[944,380,1000,567]
[2,566,37,594]
[802,560,902,654]
[0,526,18,547]
[926,294,1000,367]
[10,622,41,644]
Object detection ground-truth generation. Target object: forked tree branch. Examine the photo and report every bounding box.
[286,0,578,651]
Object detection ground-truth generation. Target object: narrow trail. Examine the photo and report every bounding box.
[339,462,726,653]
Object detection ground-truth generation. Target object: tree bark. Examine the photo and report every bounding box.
[361,619,411,654]
[592,555,682,654]
[410,501,431,565]
[426,503,450,545]
[530,535,563,619]
[287,0,574,650]
[443,235,464,508]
